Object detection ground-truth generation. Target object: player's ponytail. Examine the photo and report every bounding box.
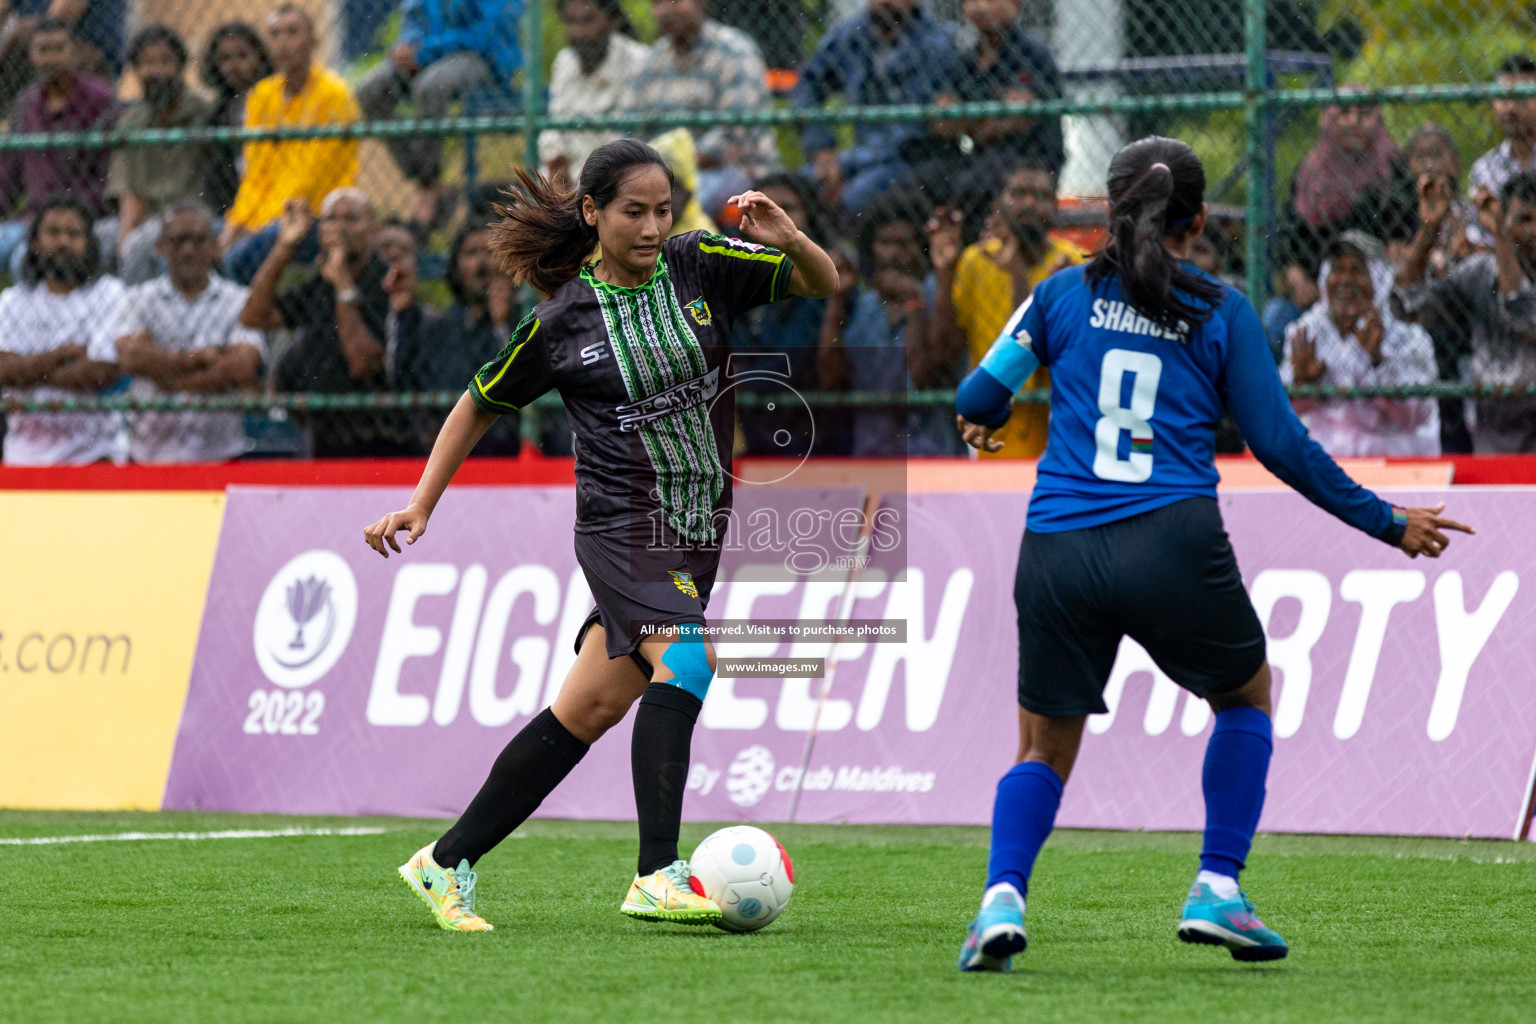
[490,139,675,296]
[1084,136,1223,334]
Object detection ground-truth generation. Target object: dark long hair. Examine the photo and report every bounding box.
[1084,136,1223,334]
[562,0,638,39]
[490,139,674,295]
[21,194,102,287]
[200,21,273,97]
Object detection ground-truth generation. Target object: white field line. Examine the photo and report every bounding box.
[0,827,387,847]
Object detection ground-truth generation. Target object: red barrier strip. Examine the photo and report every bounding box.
[0,453,1534,491]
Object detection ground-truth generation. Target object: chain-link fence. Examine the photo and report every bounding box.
[1,0,1535,462]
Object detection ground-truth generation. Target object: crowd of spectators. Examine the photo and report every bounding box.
[0,1,1532,465]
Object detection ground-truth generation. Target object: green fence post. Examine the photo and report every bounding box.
[522,0,545,170]
[1243,0,1268,303]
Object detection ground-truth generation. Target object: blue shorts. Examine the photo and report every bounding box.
[1014,497,1267,717]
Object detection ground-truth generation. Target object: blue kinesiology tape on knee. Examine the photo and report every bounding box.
[660,623,714,701]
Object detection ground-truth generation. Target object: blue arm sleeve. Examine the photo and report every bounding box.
[1220,294,1406,547]
[956,292,1045,427]
[956,366,1015,428]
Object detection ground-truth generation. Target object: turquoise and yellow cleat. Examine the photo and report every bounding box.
[620,860,722,925]
[958,887,1028,972]
[398,843,494,932]
[1178,881,1288,961]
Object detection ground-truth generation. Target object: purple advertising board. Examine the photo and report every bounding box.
[164,486,1536,840]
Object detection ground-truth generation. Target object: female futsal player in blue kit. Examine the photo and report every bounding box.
[952,137,1473,970]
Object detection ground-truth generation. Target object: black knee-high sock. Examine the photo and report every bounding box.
[434,707,589,869]
[631,683,703,876]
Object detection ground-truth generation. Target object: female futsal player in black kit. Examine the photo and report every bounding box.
[364,140,838,930]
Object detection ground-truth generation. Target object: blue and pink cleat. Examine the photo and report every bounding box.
[958,887,1029,972]
[1177,881,1289,961]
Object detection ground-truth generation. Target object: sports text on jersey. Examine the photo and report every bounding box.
[617,366,721,432]
[1087,298,1189,341]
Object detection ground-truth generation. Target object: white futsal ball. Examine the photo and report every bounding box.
[688,825,795,932]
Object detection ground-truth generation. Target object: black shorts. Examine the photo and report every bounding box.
[572,528,721,675]
[1014,496,1266,717]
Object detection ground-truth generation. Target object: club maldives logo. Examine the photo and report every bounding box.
[727,745,775,808]
[253,550,358,688]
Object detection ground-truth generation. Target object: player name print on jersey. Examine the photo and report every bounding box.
[1088,298,1189,341]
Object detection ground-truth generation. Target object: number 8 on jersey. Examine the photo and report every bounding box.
[1093,348,1162,483]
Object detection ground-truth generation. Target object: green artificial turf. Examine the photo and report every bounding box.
[3,811,1534,1023]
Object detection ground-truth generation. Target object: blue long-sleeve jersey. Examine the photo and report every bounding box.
[956,264,1407,545]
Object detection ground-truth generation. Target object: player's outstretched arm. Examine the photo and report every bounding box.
[1218,293,1476,556]
[363,392,498,558]
[729,189,839,298]
[1396,502,1476,558]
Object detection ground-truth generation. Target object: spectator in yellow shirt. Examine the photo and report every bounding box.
[929,161,1083,457]
[220,4,360,284]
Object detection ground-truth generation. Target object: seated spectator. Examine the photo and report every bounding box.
[630,0,778,217]
[385,223,522,455]
[200,22,272,218]
[792,0,953,220]
[115,199,264,464]
[375,219,418,268]
[903,0,1064,219]
[651,129,718,235]
[539,0,649,185]
[1282,232,1439,456]
[0,195,125,465]
[357,0,522,238]
[13,0,125,78]
[731,172,841,456]
[1271,90,1409,357]
[221,6,361,286]
[241,188,394,457]
[1394,122,1477,276]
[109,25,214,286]
[1394,172,1536,453]
[0,19,117,275]
[818,193,963,456]
[928,159,1082,457]
[1468,55,1536,246]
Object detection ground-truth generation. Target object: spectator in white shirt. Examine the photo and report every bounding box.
[0,195,125,465]
[540,0,650,184]
[1467,54,1536,246]
[115,198,265,464]
[1282,232,1440,456]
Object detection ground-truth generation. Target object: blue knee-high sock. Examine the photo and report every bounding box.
[987,761,1065,897]
[1200,706,1273,879]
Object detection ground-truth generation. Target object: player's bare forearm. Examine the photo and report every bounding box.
[410,392,499,515]
[784,231,839,298]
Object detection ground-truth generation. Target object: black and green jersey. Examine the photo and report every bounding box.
[470,230,795,541]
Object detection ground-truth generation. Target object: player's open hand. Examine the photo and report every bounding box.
[956,414,1005,453]
[364,502,430,558]
[728,190,800,250]
[1397,503,1475,558]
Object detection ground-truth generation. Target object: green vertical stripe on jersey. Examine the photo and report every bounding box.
[583,258,723,542]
